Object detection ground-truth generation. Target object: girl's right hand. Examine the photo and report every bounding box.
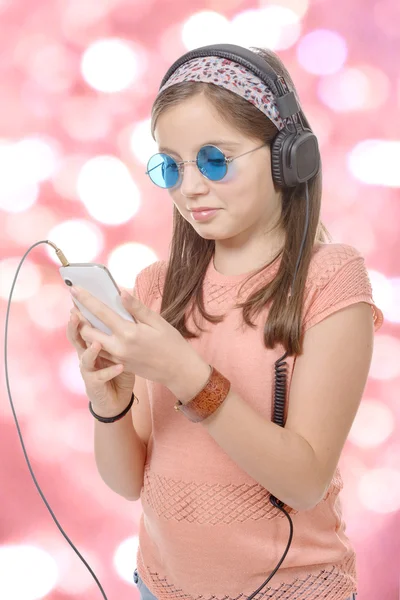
[66,310,136,419]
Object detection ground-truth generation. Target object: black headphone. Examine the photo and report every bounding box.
[159,43,320,189]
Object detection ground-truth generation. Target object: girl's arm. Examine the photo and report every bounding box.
[169,302,374,511]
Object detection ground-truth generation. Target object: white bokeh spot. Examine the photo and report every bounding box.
[0,545,58,600]
[181,11,232,49]
[130,119,158,166]
[81,38,140,93]
[347,140,400,187]
[359,468,400,514]
[108,242,158,291]
[77,156,141,225]
[46,219,104,265]
[113,536,140,584]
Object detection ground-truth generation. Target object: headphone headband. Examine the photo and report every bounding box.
[159,44,301,121]
[160,44,279,94]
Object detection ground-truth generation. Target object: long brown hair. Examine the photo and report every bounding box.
[150,48,331,356]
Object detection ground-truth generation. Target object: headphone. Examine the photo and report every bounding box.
[159,43,320,188]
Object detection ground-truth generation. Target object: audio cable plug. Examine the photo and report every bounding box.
[46,240,70,267]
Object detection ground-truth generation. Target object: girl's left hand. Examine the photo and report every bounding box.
[69,286,209,397]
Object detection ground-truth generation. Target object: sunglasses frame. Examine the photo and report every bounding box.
[146,143,267,189]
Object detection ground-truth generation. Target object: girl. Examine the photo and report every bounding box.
[67,45,383,600]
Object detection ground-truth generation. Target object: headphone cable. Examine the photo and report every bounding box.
[4,240,109,600]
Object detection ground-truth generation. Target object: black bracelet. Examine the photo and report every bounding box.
[89,393,138,423]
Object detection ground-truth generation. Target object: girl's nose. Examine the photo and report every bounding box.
[179,162,209,197]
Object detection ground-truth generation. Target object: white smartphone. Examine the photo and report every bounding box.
[59,263,135,335]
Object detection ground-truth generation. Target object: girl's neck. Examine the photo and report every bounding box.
[213,230,285,277]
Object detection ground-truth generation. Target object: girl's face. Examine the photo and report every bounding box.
[154,93,283,247]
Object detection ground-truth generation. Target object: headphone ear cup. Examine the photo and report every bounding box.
[271,130,288,187]
[271,128,320,188]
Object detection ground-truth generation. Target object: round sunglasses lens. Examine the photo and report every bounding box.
[197,146,227,181]
[146,153,179,188]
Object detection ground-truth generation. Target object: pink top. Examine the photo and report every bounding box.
[134,243,383,600]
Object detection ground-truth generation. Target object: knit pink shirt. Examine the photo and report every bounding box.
[134,243,383,600]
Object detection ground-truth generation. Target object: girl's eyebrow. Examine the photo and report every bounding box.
[158,140,242,156]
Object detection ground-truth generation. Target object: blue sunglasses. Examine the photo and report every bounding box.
[145,143,266,189]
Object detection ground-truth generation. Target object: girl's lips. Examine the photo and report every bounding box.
[190,209,220,222]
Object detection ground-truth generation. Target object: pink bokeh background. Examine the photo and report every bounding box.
[1,1,399,599]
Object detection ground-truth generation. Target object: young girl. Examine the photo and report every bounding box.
[67,45,383,600]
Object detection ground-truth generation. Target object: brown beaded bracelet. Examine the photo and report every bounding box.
[89,393,138,423]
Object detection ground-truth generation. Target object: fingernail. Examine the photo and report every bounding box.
[69,287,78,297]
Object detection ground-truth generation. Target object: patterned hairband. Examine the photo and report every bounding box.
[158,56,285,131]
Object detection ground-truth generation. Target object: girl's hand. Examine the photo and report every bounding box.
[69,287,209,397]
[66,309,135,417]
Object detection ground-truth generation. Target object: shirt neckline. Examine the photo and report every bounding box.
[205,251,283,286]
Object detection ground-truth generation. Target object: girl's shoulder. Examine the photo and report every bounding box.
[303,242,383,332]
[307,242,364,288]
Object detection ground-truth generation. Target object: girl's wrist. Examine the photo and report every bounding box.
[167,358,211,404]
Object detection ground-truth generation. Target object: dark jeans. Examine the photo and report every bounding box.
[133,568,357,600]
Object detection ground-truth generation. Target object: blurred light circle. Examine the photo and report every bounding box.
[129,119,158,165]
[359,468,400,513]
[81,38,140,93]
[347,140,400,188]
[52,155,88,201]
[349,399,394,448]
[357,65,390,110]
[318,66,390,112]
[318,68,370,112]
[45,219,104,265]
[0,182,39,213]
[387,278,400,323]
[260,0,309,18]
[0,545,58,600]
[27,284,72,331]
[13,137,59,182]
[55,546,96,596]
[231,7,301,51]
[113,536,139,583]
[369,270,400,324]
[369,335,400,380]
[108,242,158,290]
[59,351,86,395]
[0,258,41,302]
[0,137,58,212]
[297,29,348,75]
[61,96,111,141]
[181,11,232,50]
[77,156,141,225]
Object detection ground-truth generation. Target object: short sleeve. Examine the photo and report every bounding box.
[303,244,384,333]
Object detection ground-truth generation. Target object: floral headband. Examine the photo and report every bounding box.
[158,56,285,131]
